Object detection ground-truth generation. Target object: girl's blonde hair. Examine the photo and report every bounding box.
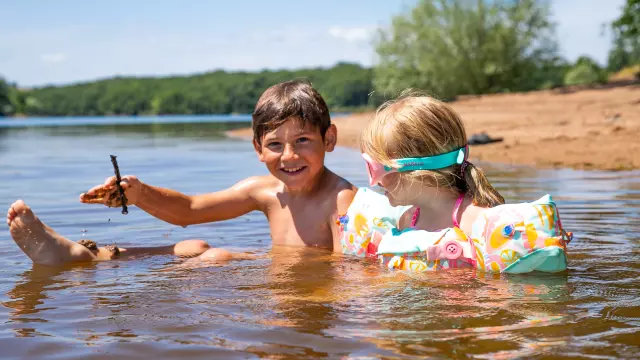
[361,91,504,207]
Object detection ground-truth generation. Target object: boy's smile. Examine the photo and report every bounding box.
[254,117,337,192]
[280,166,306,174]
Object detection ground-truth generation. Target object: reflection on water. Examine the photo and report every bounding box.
[1,121,251,141]
[0,114,253,129]
[0,121,638,358]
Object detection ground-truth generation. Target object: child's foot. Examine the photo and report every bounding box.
[7,200,95,266]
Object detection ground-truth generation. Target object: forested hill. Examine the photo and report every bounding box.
[12,63,374,116]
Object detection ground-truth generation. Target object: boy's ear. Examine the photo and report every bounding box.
[324,124,337,152]
[252,138,265,162]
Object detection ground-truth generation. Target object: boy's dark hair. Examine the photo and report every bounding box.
[252,79,331,145]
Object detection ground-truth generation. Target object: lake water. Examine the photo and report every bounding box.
[0,117,638,359]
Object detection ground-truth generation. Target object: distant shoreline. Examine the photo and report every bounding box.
[227,84,640,171]
[0,113,253,119]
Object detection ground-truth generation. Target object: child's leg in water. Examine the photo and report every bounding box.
[167,244,264,270]
[197,248,258,261]
[6,200,220,266]
[175,248,260,269]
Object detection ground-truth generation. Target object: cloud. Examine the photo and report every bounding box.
[40,53,67,64]
[328,26,373,42]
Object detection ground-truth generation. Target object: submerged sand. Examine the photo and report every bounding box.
[227,84,640,171]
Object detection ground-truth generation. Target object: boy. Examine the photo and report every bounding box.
[7,80,358,265]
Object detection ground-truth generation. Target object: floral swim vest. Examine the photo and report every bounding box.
[338,188,572,274]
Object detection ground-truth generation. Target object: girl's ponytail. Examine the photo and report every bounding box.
[462,162,504,207]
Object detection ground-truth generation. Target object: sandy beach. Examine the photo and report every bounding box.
[227,84,640,171]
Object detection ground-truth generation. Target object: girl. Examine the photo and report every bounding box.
[339,92,572,273]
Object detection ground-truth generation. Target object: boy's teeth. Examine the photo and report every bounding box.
[283,167,303,173]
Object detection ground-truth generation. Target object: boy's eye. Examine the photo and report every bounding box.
[297,137,310,144]
[266,142,282,149]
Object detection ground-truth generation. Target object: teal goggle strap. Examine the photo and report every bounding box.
[387,145,468,172]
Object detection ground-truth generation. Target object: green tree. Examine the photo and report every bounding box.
[572,56,607,83]
[564,64,600,86]
[607,37,634,72]
[9,87,26,114]
[613,0,640,38]
[0,78,13,116]
[607,0,640,72]
[373,0,560,100]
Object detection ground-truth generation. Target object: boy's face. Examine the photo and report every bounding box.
[253,117,337,192]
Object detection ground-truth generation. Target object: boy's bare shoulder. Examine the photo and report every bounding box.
[336,186,357,215]
[234,175,281,194]
[231,175,281,212]
[325,170,358,214]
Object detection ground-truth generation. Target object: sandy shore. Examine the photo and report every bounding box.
[227,84,640,171]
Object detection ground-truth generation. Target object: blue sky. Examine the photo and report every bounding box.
[0,0,626,87]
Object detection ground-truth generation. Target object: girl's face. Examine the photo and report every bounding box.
[378,172,423,207]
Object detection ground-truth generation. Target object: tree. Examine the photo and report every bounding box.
[572,56,607,83]
[564,64,600,86]
[373,0,560,100]
[613,0,640,38]
[607,37,634,72]
[0,78,16,116]
[607,0,640,72]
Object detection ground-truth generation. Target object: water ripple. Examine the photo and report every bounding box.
[0,125,638,358]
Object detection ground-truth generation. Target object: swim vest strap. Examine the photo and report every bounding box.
[452,193,465,228]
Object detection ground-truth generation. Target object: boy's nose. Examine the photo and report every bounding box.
[282,144,298,161]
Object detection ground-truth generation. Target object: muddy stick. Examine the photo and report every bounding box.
[110,155,128,214]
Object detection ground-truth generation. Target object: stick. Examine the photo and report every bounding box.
[110,155,128,215]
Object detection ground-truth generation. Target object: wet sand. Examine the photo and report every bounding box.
[227,84,640,170]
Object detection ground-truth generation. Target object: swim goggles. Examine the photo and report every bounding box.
[362,145,468,186]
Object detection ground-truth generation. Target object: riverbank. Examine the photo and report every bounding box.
[227,84,640,170]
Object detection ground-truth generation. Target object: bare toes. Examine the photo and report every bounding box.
[7,201,21,224]
[10,200,29,215]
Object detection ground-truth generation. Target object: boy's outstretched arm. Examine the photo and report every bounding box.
[80,175,262,227]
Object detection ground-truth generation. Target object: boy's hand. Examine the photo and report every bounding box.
[80,175,142,207]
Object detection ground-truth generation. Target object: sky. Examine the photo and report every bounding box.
[0,0,627,87]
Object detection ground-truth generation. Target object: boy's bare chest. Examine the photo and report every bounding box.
[266,201,336,249]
